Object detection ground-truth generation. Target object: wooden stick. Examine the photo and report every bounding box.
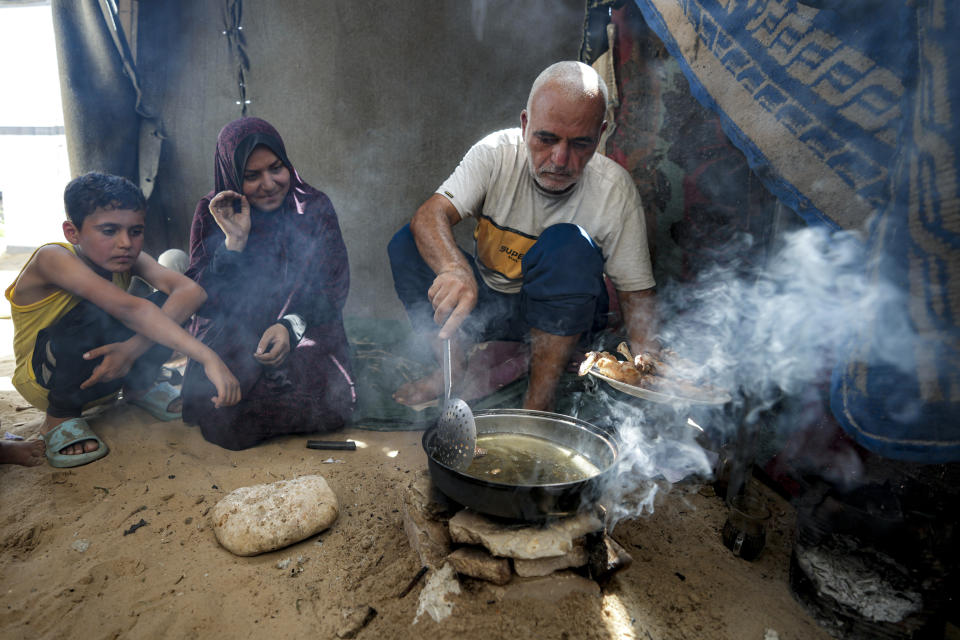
[398,566,428,598]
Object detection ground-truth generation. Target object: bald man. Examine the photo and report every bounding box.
[388,61,657,412]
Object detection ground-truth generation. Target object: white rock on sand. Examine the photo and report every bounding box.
[211,475,339,556]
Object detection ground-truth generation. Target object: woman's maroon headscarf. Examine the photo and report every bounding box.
[210,117,311,212]
[186,117,350,350]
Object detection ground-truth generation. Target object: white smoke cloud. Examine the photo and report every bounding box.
[595,223,913,523]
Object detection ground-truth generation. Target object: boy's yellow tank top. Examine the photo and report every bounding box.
[4,243,131,410]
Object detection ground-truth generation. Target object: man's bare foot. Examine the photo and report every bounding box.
[393,370,443,406]
[393,341,468,407]
[41,415,98,456]
[0,439,45,467]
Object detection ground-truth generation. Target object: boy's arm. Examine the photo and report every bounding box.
[114,252,207,356]
[79,253,206,384]
[134,251,206,323]
[30,247,240,405]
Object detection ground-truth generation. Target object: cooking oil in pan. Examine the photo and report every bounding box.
[465,433,601,485]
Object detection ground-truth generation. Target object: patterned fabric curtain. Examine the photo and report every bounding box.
[629,0,959,461]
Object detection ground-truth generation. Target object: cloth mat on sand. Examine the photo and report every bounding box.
[344,317,615,431]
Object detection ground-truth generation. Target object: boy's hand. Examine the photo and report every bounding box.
[202,357,241,408]
[208,190,251,252]
[80,341,139,389]
[253,324,291,367]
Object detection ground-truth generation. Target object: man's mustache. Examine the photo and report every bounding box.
[537,166,572,177]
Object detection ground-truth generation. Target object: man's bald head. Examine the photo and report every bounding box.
[521,61,609,192]
[526,61,608,127]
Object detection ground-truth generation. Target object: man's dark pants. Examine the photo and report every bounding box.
[387,222,609,345]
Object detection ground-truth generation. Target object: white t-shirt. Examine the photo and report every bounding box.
[437,128,655,294]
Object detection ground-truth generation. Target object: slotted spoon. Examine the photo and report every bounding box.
[431,339,476,470]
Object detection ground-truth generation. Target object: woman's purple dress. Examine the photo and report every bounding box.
[181,117,355,450]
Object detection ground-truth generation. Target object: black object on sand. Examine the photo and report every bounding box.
[306,440,357,451]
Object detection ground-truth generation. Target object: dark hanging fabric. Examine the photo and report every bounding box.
[51,0,139,181]
[50,0,167,243]
[579,0,623,65]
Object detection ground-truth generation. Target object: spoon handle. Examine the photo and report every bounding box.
[441,339,452,408]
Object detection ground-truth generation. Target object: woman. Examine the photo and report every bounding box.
[182,117,355,450]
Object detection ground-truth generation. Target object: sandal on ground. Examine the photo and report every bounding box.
[41,417,109,468]
[129,381,182,421]
[157,366,184,386]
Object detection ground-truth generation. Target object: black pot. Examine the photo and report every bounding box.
[422,408,620,522]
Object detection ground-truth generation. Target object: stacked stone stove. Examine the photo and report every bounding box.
[402,471,632,597]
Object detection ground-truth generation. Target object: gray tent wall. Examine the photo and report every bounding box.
[53,0,584,319]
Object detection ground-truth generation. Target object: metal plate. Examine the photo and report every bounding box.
[588,367,731,406]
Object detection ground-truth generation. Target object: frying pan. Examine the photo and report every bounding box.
[422,408,620,522]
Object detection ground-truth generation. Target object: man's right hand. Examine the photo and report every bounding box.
[429,265,478,339]
[208,190,251,252]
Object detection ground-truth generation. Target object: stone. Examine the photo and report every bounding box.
[446,546,511,585]
[407,470,459,520]
[210,475,338,556]
[497,571,601,601]
[414,564,461,624]
[402,482,451,568]
[448,509,602,560]
[585,531,633,584]
[336,605,376,639]
[71,539,90,553]
[513,539,587,577]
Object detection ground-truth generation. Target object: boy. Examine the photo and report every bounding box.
[5,172,241,468]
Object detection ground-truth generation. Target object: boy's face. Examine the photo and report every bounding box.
[63,207,145,274]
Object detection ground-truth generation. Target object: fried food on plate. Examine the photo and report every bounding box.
[578,342,647,385]
[580,343,729,403]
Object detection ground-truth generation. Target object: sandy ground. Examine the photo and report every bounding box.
[0,253,831,640]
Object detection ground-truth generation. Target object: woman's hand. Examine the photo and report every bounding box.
[208,190,251,252]
[79,340,140,389]
[253,323,291,367]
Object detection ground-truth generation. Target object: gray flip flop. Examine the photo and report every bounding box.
[41,417,109,468]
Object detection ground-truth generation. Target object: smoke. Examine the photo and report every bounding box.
[677,225,913,403]
[597,223,913,524]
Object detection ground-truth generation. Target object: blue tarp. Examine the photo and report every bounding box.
[633,0,959,461]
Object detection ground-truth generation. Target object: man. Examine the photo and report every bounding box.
[388,61,656,411]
